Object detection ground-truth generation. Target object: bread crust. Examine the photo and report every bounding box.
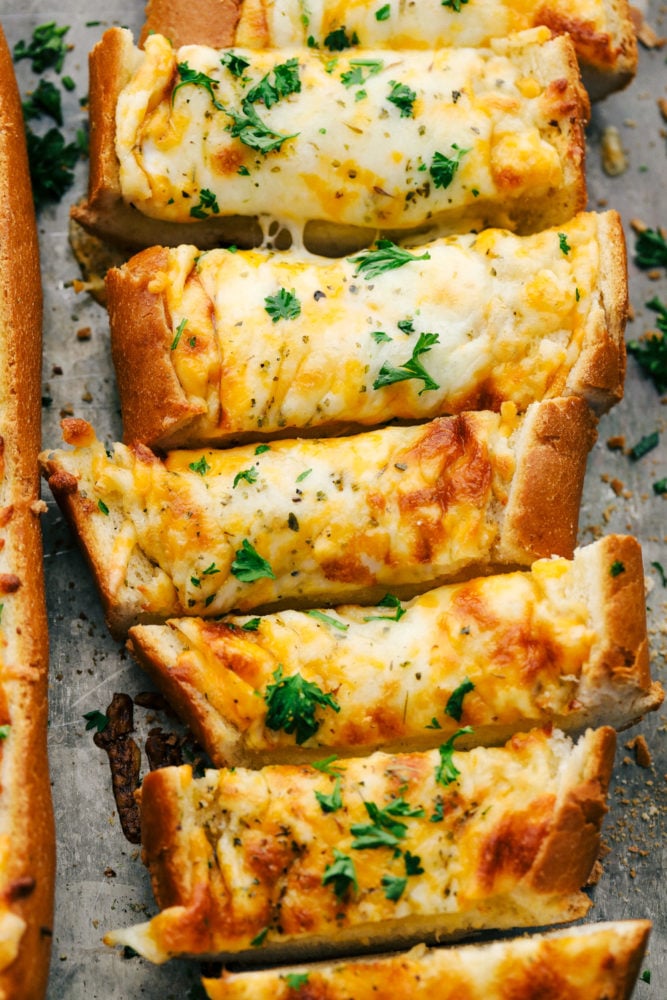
[201,920,652,1000]
[40,401,595,637]
[103,727,615,964]
[141,0,636,99]
[126,534,662,767]
[0,25,54,1000]
[106,213,625,451]
[72,28,588,252]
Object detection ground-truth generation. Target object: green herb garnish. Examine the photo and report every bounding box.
[246,57,301,107]
[83,710,108,733]
[349,239,431,279]
[651,561,667,587]
[441,0,470,10]
[635,228,667,269]
[173,63,226,110]
[430,144,470,189]
[190,188,220,219]
[220,51,251,78]
[231,539,275,582]
[171,317,187,349]
[264,287,302,322]
[97,499,109,516]
[373,331,440,394]
[445,678,475,721]
[363,593,406,622]
[0,725,11,740]
[188,455,210,476]
[242,617,261,631]
[250,927,269,947]
[295,468,312,482]
[255,444,270,455]
[22,79,63,126]
[14,22,70,73]
[558,232,571,255]
[627,297,667,393]
[381,874,407,900]
[225,99,299,153]
[315,775,343,813]
[610,560,625,577]
[284,974,309,991]
[351,794,424,848]
[387,80,416,117]
[264,666,340,744]
[653,477,667,494]
[372,330,392,343]
[629,431,659,460]
[307,610,349,631]
[376,4,391,20]
[322,849,357,898]
[324,26,359,51]
[311,754,343,776]
[25,127,79,208]
[435,727,473,786]
[425,718,442,730]
[233,467,259,488]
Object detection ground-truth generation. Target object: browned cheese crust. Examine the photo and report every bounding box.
[140,0,636,99]
[0,25,54,1000]
[202,920,652,1000]
[103,727,615,964]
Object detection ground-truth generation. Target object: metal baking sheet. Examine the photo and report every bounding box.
[1,2,665,995]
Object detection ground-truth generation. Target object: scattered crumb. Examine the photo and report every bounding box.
[601,126,627,176]
[630,218,647,233]
[585,859,604,886]
[631,7,667,48]
[76,326,92,341]
[607,435,625,451]
[626,735,653,769]
[610,478,625,496]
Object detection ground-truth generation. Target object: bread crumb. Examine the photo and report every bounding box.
[658,98,667,122]
[626,735,653,769]
[631,7,667,48]
[630,218,648,233]
[607,435,625,450]
[601,126,627,176]
[76,327,92,341]
[610,478,625,496]
[585,859,604,886]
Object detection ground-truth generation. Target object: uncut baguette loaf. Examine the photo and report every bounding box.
[72,27,588,254]
[104,726,615,964]
[107,211,626,450]
[0,24,54,1000]
[141,0,636,100]
[202,920,652,1000]
[40,399,596,637]
[128,534,663,767]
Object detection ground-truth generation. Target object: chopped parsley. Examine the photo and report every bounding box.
[202,563,220,576]
[173,63,225,110]
[653,478,667,494]
[397,319,415,334]
[629,431,659,460]
[635,228,667,269]
[171,318,187,350]
[22,79,63,126]
[430,795,445,822]
[441,0,470,10]
[255,444,271,455]
[351,795,424,848]
[324,27,359,51]
[387,80,416,118]
[445,678,475,721]
[558,232,571,255]
[322,849,357,898]
[83,710,108,733]
[373,331,440,394]
[247,58,301,107]
[363,593,406,622]
[651,561,667,587]
[425,717,442,730]
[295,468,312,482]
[610,560,625,577]
[25,127,79,209]
[220,51,251,78]
[311,754,343,776]
[283,974,309,991]
[233,467,259,488]
[435,727,473,787]
[0,725,11,740]
[188,455,210,476]
[640,970,651,984]
[241,617,261,631]
[250,927,269,947]
[13,22,70,73]
[376,4,391,19]
[225,100,299,154]
[231,539,275,582]
[264,288,301,322]
[307,610,349,631]
[189,188,220,219]
[372,330,392,343]
[381,874,407,900]
[404,850,424,876]
[264,666,340,744]
[430,145,470,189]
[315,775,343,813]
[340,59,384,89]
[97,499,109,516]
[349,239,431,279]
[627,297,667,393]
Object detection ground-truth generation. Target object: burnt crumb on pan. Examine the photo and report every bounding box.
[93,693,141,844]
[133,690,177,717]
[145,727,184,771]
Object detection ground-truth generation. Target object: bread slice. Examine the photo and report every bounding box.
[104,726,615,963]
[40,399,596,637]
[202,920,652,1000]
[127,535,662,767]
[0,26,54,999]
[106,211,626,450]
[71,27,588,253]
[141,0,637,100]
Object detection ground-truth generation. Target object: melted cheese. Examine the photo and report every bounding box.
[115,29,579,232]
[238,0,615,53]
[148,214,602,441]
[47,413,523,618]
[105,728,602,961]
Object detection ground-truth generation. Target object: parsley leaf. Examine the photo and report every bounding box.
[171,318,187,349]
[627,297,667,393]
[247,58,301,108]
[83,710,108,733]
[376,4,391,20]
[349,239,431,279]
[430,144,470,189]
[430,794,444,822]
[315,775,343,813]
[397,319,414,334]
[373,331,440,394]
[441,0,470,10]
[307,610,349,631]
[225,99,299,153]
[22,79,63,126]
[250,927,269,947]
[97,499,109,516]
[231,539,275,582]
[324,27,359,51]
[14,22,70,73]
[233,467,259,488]
[255,444,270,455]
[652,561,667,587]
[242,617,261,630]
[610,560,625,577]
[341,58,384,88]
[653,478,667,495]
[322,849,357,898]
[264,666,340,744]
[635,228,667,269]
[25,127,79,209]
[173,63,226,110]
[435,727,473,786]
[629,431,659,460]
[350,824,402,850]
[558,232,571,255]
[445,678,475,721]
[311,754,343,776]
[264,288,301,322]
[220,51,251,78]
[403,850,424,876]
[425,717,442,730]
[189,455,210,476]
[351,794,424,847]
[381,874,407,900]
[190,188,220,219]
[0,724,10,740]
[284,974,309,991]
[387,80,416,118]
[372,330,392,343]
[363,593,406,622]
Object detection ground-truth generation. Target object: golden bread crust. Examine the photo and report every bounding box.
[0,25,54,1000]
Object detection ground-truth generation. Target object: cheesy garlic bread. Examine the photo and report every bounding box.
[72,27,588,253]
[0,25,54,999]
[141,0,636,100]
[201,920,652,1000]
[41,399,595,637]
[104,726,615,963]
[127,535,662,767]
[107,211,626,450]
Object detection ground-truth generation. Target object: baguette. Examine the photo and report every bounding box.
[72,27,588,253]
[107,211,626,450]
[40,399,596,637]
[127,535,662,767]
[0,25,54,999]
[140,0,636,100]
[202,920,652,999]
[104,726,616,963]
